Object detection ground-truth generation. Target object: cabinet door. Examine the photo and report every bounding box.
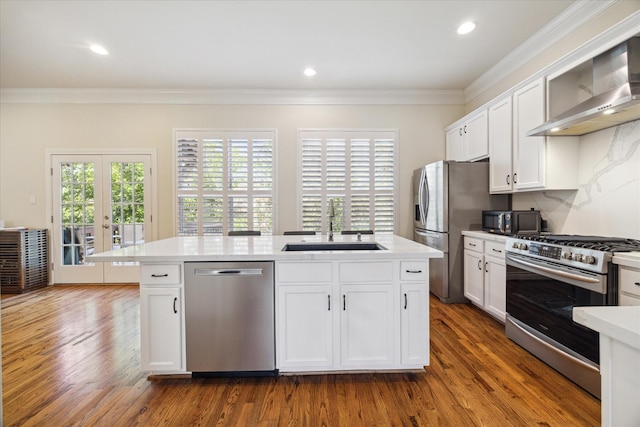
[484,255,506,321]
[277,285,333,370]
[140,286,183,372]
[340,284,394,367]
[445,126,463,161]
[488,96,513,193]
[513,78,546,190]
[401,284,428,365]
[463,250,484,305]
[463,109,488,161]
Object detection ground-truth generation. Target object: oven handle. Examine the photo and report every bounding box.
[508,256,600,284]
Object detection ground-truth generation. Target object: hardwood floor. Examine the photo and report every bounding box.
[2,285,600,426]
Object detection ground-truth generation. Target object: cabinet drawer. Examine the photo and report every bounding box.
[484,241,506,258]
[140,264,182,285]
[619,267,640,299]
[619,293,640,306]
[278,262,332,283]
[400,261,428,281]
[339,262,393,283]
[464,237,483,252]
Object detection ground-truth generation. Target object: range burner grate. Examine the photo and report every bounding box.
[512,234,640,253]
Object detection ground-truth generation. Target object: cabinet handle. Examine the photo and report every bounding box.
[468,243,477,247]
[463,125,467,134]
[477,260,482,270]
[173,297,178,314]
[404,293,408,310]
[492,248,502,254]
[634,282,640,287]
[485,261,489,273]
[459,128,463,136]
[343,295,346,311]
[405,269,423,274]
[328,295,331,311]
[506,174,510,185]
[513,173,518,184]
[151,273,169,278]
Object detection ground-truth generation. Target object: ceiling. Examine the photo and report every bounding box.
[1,1,578,93]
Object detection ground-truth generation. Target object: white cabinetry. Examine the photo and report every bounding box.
[512,78,546,190]
[463,238,484,306]
[398,261,429,365]
[276,259,429,372]
[483,242,506,321]
[463,235,506,322]
[445,109,488,161]
[488,78,578,193]
[276,262,334,369]
[618,266,640,306]
[139,263,184,372]
[445,126,463,161]
[488,96,513,193]
[340,284,394,366]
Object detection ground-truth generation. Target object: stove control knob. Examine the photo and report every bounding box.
[562,252,573,260]
[584,255,596,265]
[574,254,583,262]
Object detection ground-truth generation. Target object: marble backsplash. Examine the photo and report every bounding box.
[513,119,640,240]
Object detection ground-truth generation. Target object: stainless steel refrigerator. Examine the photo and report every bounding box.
[413,161,509,303]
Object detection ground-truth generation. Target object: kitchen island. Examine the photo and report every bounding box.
[90,234,443,376]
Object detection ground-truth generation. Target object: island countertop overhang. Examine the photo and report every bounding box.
[88,234,444,263]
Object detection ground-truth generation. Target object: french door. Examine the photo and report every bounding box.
[50,154,153,283]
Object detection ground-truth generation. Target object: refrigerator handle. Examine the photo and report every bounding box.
[419,168,428,225]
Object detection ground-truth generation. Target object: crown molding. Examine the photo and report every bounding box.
[0,88,464,106]
[464,0,618,104]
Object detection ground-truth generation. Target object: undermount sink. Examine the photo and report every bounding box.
[281,242,387,252]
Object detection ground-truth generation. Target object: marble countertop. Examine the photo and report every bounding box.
[613,252,640,269]
[573,306,640,350]
[88,234,444,263]
[460,230,509,243]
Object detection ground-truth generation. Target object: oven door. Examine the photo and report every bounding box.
[505,253,607,364]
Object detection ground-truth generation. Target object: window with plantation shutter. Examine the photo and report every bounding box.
[176,130,275,236]
[298,130,397,234]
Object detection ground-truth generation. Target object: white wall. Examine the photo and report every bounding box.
[0,103,463,239]
[513,120,640,239]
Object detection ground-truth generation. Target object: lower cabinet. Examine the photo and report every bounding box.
[340,284,394,367]
[140,286,183,371]
[276,259,429,372]
[463,236,507,322]
[139,263,184,372]
[400,283,429,365]
[277,285,333,368]
[618,265,640,306]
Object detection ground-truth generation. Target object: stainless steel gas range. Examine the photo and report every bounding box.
[504,234,640,398]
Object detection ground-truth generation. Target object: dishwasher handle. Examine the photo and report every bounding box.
[194,268,264,276]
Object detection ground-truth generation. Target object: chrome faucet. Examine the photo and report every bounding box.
[328,198,335,242]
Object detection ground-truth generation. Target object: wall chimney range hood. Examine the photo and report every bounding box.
[528,36,640,137]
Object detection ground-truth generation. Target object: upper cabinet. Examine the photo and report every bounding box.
[445,109,488,162]
[487,78,579,194]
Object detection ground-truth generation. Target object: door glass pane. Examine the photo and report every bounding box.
[110,162,145,253]
[60,162,95,265]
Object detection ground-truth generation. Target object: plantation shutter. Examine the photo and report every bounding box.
[298,130,397,234]
[176,130,275,235]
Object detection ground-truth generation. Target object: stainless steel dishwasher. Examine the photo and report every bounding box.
[184,261,276,375]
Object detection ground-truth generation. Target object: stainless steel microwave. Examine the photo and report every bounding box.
[482,210,541,235]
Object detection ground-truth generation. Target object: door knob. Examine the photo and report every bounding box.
[102,224,110,229]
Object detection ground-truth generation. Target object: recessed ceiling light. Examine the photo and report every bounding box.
[457,21,477,35]
[90,44,109,55]
[304,67,317,77]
